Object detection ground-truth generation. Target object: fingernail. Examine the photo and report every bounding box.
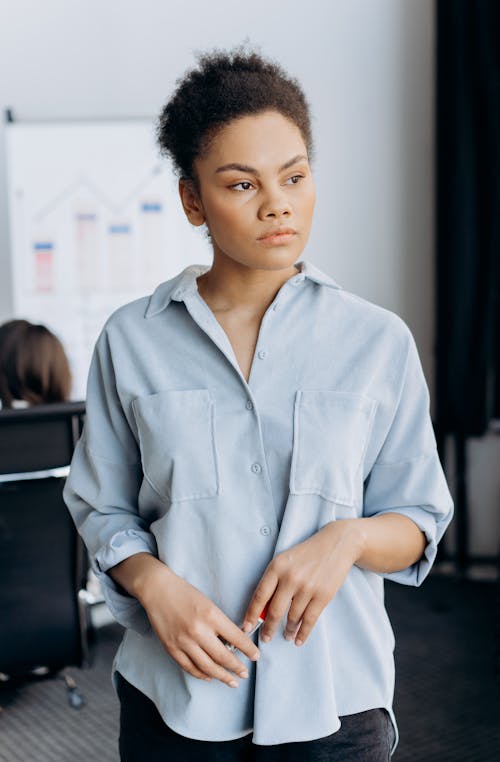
[295,639,303,646]
[251,652,260,661]
[239,670,249,679]
[229,680,238,688]
[262,634,271,643]
[242,621,252,633]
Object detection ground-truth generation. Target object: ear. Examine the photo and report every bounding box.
[178,178,205,227]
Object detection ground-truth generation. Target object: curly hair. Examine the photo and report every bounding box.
[156,47,313,185]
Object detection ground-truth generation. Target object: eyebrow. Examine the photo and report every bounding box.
[215,154,308,175]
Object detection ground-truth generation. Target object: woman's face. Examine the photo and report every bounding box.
[180,110,316,272]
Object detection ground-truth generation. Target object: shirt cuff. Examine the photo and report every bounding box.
[93,529,158,634]
[374,506,441,586]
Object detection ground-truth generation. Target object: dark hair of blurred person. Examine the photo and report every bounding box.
[0,319,71,408]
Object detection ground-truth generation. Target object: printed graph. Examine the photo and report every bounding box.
[6,120,210,398]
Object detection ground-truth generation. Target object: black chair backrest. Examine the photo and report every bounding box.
[0,401,87,676]
[0,401,85,474]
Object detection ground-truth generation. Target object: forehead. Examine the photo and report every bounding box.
[198,110,308,169]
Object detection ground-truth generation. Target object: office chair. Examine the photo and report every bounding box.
[0,401,90,697]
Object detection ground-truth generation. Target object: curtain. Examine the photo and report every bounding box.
[435,0,500,437]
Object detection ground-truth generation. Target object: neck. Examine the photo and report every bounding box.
[196,253,301,314]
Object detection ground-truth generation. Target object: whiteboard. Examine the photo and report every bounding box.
[6,120,211,399]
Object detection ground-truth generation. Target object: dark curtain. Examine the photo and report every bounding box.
[435,0,500,437]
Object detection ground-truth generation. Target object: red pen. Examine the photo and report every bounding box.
[224,603,269,653]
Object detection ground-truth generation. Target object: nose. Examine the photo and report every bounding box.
[258,189,292,220]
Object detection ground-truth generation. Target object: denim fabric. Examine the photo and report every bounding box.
[64,258,453,749]
[116,671,395,761]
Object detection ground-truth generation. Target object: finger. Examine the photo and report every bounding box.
[174,650,213,682]
[188,644,243,688]
[260,583,294,642]
[217,622,261,662]
[241,568,279,633]
[205,636,252,679]
[283,590,310,641]
[293,598,325,646]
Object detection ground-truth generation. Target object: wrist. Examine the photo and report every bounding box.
[134,556,176,607]
[110,552,176,606]
[330,518,368,564]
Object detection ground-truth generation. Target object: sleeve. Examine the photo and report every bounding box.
[362,327,454,586]
[63,327,156,633]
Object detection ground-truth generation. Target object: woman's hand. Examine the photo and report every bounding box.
[241,520,363,646]
[110,554,260,688]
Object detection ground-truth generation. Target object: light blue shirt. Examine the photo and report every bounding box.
[63,259,453,752]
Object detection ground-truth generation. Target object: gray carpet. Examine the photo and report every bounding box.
[0,573,499,761]
[0,620,121,762]
[387,574,500,761]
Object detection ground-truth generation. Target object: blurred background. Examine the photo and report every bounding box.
[0,1,498,760]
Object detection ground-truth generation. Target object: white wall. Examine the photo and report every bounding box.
[0,0,435,368]
[0,0,497,558]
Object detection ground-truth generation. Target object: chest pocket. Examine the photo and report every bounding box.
[131,389,221,502]
[289,390,378,509]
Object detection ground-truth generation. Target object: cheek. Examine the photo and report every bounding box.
[205,197,250,236]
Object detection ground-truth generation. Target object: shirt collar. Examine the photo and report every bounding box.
[144,259,342,318]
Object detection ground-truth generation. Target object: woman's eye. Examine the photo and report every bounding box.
[231,181,254,191]
[285,175,303,185]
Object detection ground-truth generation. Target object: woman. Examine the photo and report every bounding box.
[0,319,71,408]
[64,49,453,761]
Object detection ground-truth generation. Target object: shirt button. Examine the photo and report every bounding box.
[245,400,254,410]
[251,463,262,474]
[257,350,267,359]
[260,525,271,536]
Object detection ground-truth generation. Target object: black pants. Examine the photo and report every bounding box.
[116,672,395,761]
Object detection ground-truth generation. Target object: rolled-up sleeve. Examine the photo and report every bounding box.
[362,328,454,586]
[63,327,156,633]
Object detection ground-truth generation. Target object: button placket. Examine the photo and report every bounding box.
[252,274,303,364]
[248,459,274,537]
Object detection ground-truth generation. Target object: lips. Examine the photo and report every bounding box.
[258,228,297,240]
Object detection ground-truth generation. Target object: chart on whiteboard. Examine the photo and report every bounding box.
[6,120,210,398]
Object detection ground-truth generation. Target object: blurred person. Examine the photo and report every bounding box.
[0,319,71,409]
[64,48,453,761]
